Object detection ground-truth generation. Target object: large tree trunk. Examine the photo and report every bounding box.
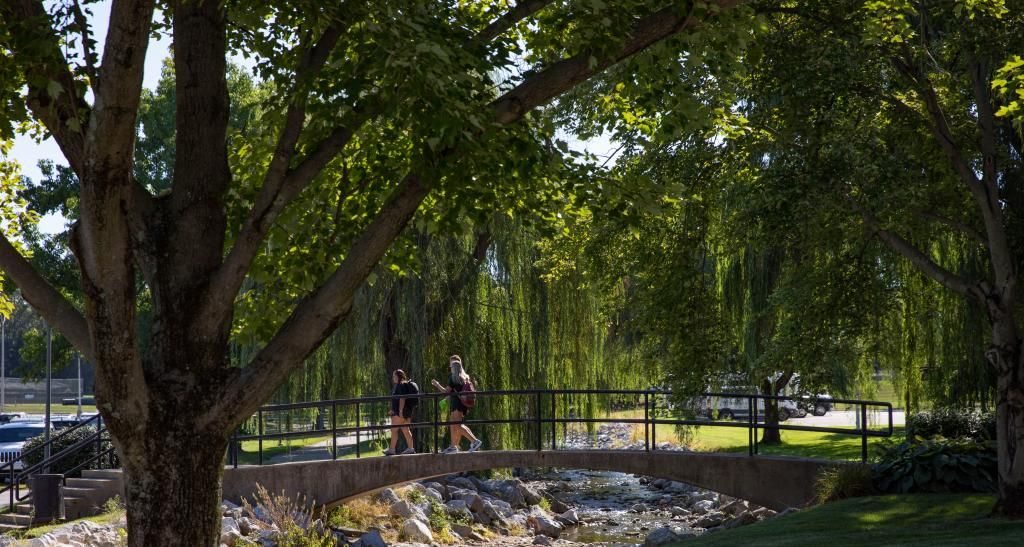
[760,371,794,445]
[120,426,229,546]
[990,312,1024,517]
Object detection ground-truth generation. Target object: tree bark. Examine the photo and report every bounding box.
[759,371,793,445]
[988,307,1024,517]
[120,421,228,546]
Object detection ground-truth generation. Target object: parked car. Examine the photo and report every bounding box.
[0,422,48,472]
[0,412,27,424]
[796,395,833,416]
[704,396,799,422]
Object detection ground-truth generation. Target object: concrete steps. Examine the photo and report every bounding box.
[62,472,123,519]
[0,470,125,529]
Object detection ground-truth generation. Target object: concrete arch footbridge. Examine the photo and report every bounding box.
[220,450,831,510]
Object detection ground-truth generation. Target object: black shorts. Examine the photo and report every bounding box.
[391,406,414,419]
[450,397,470,416]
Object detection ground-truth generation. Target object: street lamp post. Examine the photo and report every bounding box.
[45,327,52,466]
[1,316,5,412]
[76,353,82,418]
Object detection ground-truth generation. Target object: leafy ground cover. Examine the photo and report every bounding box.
[687,494,1024,546]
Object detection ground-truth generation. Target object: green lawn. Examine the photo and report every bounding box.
[688,425,905,461]
[0,403,98,414]
[687,494,1024,546]
[233,435,384,465]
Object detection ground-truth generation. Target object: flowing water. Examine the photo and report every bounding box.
[532,469,697,545]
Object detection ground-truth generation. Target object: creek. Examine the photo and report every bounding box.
[528,469,700,545]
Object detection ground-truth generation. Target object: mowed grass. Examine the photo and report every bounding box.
[600,409,900,460]
[685,494,1024,546]
[233,435,384,465]
[1,403,98,414]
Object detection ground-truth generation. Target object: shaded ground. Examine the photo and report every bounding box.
[687,494,1024,546]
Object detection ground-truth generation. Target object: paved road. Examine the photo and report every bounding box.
[791,409,905,428]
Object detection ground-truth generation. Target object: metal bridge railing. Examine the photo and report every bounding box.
[227,390,894,467]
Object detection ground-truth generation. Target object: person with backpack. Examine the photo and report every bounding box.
[431,355,482,453]
[384,369,418,456]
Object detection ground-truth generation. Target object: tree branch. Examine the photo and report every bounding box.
[476,0,553,44]
[0,0,91,177]
[427,230,493,335]
[849,197,983,302]
[0,234,93,361]
[916,210,987,246]
[70,0,98,83]
[491,1,744,123]
[205,173,433,428]
[197,22,368,333]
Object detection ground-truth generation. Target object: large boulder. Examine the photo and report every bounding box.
[691,499,715,515]
[402,519,433,543]
[378,488,402,505]
[533,534,553,546]
[491,481,527,507]
[547,496,570,514]
[356,530,387,547]
[724,511,759,529]
[390,500,426,521]
[424,482,448,499]
[720,499,749,516]
[516,481,543,505]
[644,527,680,547]
[459,492,486,513]
[423,487,444,503]
[555,509,579,526]
[451,523,485,541]
[446,499,474,521]
[220,516,243,546]
[694,511,725,529]
[447,477,477,491]
[527,514,563,538]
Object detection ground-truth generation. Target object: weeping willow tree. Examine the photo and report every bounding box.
[879,234,995,412]
[252,212,635,450]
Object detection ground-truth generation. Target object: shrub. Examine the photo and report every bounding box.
[906,408,996,442]
[242,484,333,547]
[873,438,997,494]
[815,464,876,503]
[22,426,112,477]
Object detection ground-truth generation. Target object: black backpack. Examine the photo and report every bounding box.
[405,381,420,410]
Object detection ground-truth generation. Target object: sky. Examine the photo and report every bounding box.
[9,2,620,234]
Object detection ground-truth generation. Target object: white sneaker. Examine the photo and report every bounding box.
[468,440,483,452]
[401,448,416,455]
[443,446,459,454]
[383,448,396,456]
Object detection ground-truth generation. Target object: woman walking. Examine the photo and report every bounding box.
[431,355,482,453]
[384,369,418,456]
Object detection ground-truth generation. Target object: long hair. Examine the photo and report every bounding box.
[393,369,408,383]
[449,355,470,384]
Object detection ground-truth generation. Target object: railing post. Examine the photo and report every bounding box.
[96,416,103,469]
[355,402,361,458]
[753,395,759,455]
[651,392,657,450]
[551,391,557,451]
[748,396,754,457]
[644,392,649,452]
[332,402,338,460]
[257,409,264,466]
[433,395,439,454]
[535,391,542,451]
[861,403,868,463]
